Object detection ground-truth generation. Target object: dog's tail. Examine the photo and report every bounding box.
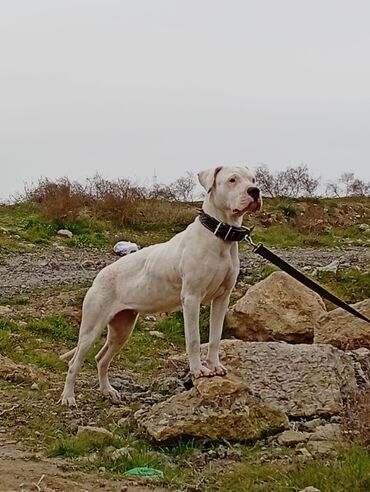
[60,347,77,361]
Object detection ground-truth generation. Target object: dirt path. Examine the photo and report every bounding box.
[0,246,368,297]
[0,434,165,492]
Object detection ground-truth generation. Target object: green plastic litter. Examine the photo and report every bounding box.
[124,467,164,479]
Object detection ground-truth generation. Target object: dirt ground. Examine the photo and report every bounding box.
[0,441,164,492]
[1,245,368,297]
[0,382,166,492]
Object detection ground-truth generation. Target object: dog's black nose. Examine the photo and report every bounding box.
[247,187,260,200]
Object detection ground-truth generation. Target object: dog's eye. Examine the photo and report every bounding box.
[229,178,236,183]
[252,178,256,183]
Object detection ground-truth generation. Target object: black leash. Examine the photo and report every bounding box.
[244,234,370,324]
[197,209,370,324]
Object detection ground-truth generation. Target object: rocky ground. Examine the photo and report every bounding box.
[0,243,369,491]
[1,245,368,296]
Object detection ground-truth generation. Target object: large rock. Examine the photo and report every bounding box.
[169,340,358,418]
[226,271,326,343]
[314,299,370,350]
[135,375,288,441]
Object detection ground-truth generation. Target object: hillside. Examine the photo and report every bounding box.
[0,196,369,491]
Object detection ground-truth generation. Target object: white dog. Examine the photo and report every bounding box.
[60,166,261,406]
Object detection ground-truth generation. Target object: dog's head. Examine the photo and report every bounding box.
[198,166,262,217]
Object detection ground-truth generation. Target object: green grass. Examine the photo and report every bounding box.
[156,312,185,345]
[48,432,120,458]
[156,307,211,346]
[0,294,30,306]
[0,316,78,371]
[315,269,370,305]
[26,316,77,342]
[244,265,278,285]
[0,203,113,251]
[250,224,322,248]
[209,445,370,492]
[1,197,369,251]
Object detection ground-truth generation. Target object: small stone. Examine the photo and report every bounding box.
[226,447,242,461]
[296,447,313,460]
[303,418,325,431]
[117,417,130,427]
[0,306,12,316]
[277,430,311,447]
[358,223,369,231]
[306,440,336,455]
[108,406,132,420]
[77,426,113,440]
[81,260,94,268]
[299,487,321,492]
[149,330,165,338]
[103,446,116,456]
[57,229,73,238]
[309,423,342,441]
[30,383,39,390]
[145,315,157,322]
[111,447,132,461]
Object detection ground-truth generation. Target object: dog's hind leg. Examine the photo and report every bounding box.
[95,309,138,402]
[60,290,113,407]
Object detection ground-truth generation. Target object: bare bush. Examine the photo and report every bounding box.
[326,173,370,197]
[170,171,196,201]
[22,177,88,219]
[85,175,147,224]
[147,184,177,201]
[16,173,197,226]
[254,165,276,198]
[255,164,320,198]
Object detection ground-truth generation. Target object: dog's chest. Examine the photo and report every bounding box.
[201,255,237,303]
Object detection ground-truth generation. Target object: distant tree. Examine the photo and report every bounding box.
[326,172,369,197]
[349,177,370,196]
[170,171,196,201]
[148,183,177,200]
[254,164,276,197]
[325,181,341,198]
[254,164,320,198]
[339,173,356,196]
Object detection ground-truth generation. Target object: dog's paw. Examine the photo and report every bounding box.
[206,361,227,376]
[191,364,214,378]
[101,386,121,403]
[59,394,77,407]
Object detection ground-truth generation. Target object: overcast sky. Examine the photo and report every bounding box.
[1,0,369,199]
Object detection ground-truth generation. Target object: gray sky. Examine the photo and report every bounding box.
[1,0,369,199]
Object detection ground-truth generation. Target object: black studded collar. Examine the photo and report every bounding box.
[198,209,251,242]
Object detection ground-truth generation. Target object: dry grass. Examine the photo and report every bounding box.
[17,175,196,229]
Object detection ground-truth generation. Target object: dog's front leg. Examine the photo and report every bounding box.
[206,293,230,375]
[182,293,213,378]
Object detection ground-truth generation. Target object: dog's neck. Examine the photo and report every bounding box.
[202,195,244,227]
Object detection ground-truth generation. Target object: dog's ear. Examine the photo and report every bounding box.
[197,166,223,193]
